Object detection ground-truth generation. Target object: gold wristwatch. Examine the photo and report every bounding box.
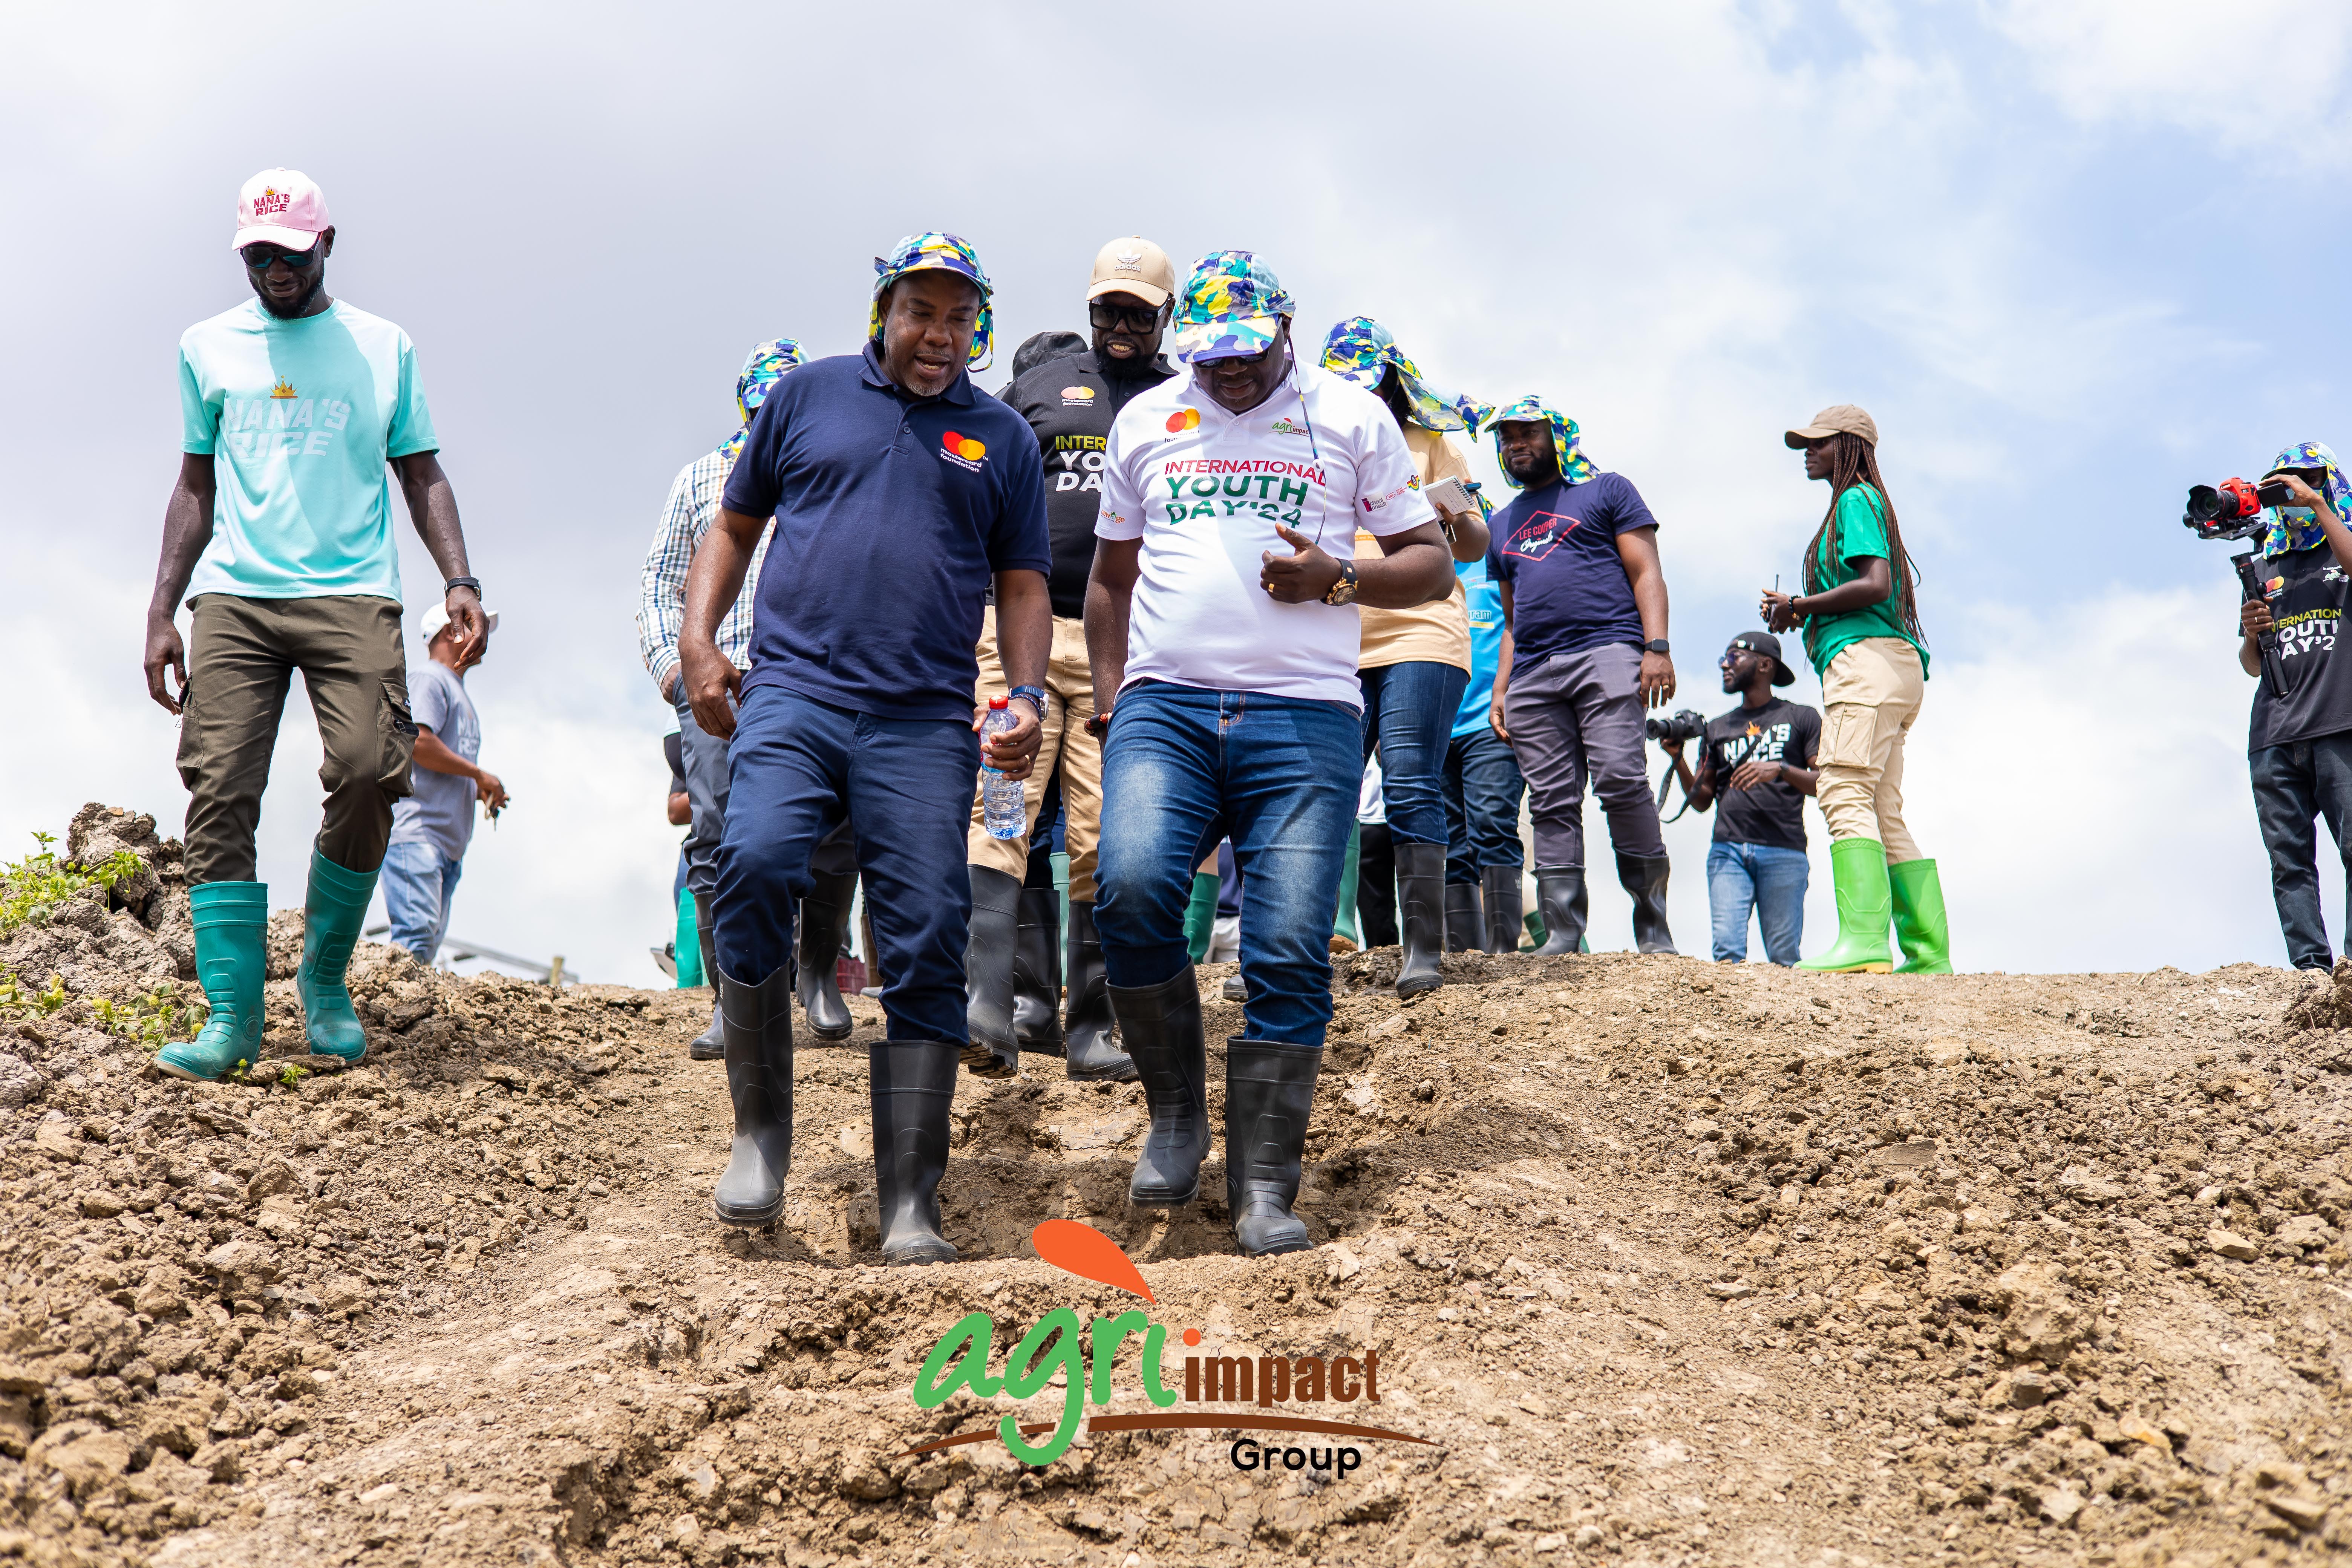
[1321,561,1360,606]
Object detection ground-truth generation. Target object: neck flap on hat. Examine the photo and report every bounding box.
[870,231,995,373]
[1487,396,1597,489]
[1318,317,1493,434]
[718,338,807,462]
[2262,439,2352,557]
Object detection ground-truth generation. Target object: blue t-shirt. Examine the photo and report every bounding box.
[1487,472,1656,667]
[1453,554,1506,738]
[722,345,1051,723]
[388,659,480,862]
[178,299,438,604]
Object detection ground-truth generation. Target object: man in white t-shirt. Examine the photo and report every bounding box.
[1085,250,1453,1257]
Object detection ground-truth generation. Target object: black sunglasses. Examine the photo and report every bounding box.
[242,243,321,270]
[1089,300,1164,333]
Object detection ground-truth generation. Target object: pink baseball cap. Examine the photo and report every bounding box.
[232,169,330,253]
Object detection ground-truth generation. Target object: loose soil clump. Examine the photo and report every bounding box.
[1,804,2349,1566]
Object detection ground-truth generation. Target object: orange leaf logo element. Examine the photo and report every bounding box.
[1031,1219,1155,1303]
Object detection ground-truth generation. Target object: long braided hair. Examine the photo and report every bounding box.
[1802,432,1925,644]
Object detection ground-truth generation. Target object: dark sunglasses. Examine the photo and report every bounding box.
[1089,300,1165,333]
[242,243,321,270]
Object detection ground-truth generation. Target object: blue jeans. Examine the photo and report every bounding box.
[1442,727,1525,884]
[381,841,463,965]
[1706,841,1808,965]
[714,685,977,1043]
[1097,682,1361,1046]
[1359,661,1468,848]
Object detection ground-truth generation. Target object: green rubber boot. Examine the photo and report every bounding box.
[1184,872,1219,964]
[298,850,379,1062]
[1798,838,1893,974]
[1888,858,1952,974]
[673,885,703,988]
[157,882,269,1081]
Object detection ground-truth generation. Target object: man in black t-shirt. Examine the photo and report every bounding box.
[1662,632,1820,965]
[2240,481,2352,968]
[963,236,1181,1084]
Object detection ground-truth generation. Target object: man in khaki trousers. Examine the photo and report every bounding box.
[963,237,1181,1081]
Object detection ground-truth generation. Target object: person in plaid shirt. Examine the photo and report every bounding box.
[636,339,862,1058]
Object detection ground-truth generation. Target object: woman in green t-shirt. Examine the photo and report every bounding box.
[1759,405,1948,975]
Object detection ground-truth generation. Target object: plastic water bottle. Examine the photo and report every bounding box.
[981,697,1024,839]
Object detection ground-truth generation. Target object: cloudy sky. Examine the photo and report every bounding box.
[4,0,2347,983]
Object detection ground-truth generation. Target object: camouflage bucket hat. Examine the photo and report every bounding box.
[870,231,995,371]
[719,337,807,461]
[1488,395,1598,489]
[1320,316,1493,433]
[1170,250,1295,364]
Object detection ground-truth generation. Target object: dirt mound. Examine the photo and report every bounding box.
[2,804,2350,1566]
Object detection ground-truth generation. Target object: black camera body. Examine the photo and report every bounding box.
[1645,709,1707,745]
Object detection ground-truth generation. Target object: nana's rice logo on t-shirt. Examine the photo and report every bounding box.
[938,430,988,472]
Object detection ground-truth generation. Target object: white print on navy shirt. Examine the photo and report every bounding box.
[219,391,353,460]
[1715,719,1794,774]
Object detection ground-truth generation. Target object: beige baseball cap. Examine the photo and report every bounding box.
[1086,236,1176,309]
[1785,404,1878,449]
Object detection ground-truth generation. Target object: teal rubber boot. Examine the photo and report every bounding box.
[298,850,379,1062]
[1183,872,1220,963]
[157,882,269,1081]
[1797,838,1894,973]
[1888,858,1953,974]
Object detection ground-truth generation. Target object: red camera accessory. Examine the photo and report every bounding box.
[2215,477,2262,519]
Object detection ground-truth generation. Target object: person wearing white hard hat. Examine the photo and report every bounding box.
[147,167,489,1082]
[382,601,507,966]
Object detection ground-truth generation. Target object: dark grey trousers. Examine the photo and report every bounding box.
[2251,732,2352,969]
[1501,642,1664,870]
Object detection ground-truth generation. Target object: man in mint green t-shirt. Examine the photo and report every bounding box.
[142,167,490,1082]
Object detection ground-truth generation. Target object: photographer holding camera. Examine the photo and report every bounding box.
[2233,442,2352,970]
[1659,633,1819,966]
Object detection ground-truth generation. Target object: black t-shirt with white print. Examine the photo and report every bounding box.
[997,348,1177,619]
[1700,697,1820,852]
[2249,542,2352,753]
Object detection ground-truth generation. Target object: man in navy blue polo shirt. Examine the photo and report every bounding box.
[1485,397,1680,957]
[680,233,1052,1265]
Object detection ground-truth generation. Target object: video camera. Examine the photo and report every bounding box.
[1645,709,1707,745]
[2183,479,2292,697]
[2183,477,2294,542]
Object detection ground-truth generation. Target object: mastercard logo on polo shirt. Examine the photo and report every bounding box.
[937,430,988,473]
[1165,408,1201,433]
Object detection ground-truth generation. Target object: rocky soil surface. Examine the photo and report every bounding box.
[2,805,2350,1566]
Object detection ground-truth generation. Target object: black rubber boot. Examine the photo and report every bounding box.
[795,870,857,1043]
[689,892,724,1062]
[1225,1038,1322,1256]
[869,1042,959,1266]
[712,965,793,1227]
[1531,866,1588,957]
[1618,851,1676,954]
[1393,841,1447,997]
[962,865,1021,1080]
[1481,865,1524,956]
[1063,901,1136,1082]
[1012,887,1064,1055]
[1444,882,1483,952]
[1110,968,1207,1205]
